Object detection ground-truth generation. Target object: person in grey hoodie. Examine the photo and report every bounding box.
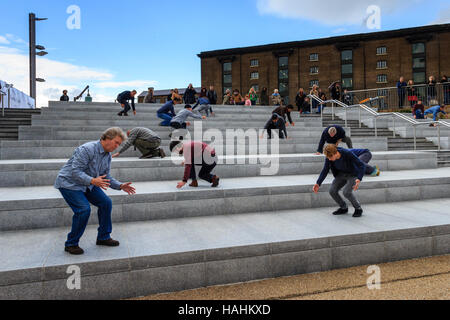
[170,105,206,130]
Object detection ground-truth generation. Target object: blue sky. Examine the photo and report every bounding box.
[0,0,449,106]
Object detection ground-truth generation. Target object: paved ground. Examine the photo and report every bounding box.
[133,255,449,300]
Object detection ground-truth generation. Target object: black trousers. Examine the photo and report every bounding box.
[171,122,187,129]
[190,160,217,183]
[266,124,285,139]
[118,101,131,115]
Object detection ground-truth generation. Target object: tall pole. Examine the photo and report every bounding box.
[29,13,37,101]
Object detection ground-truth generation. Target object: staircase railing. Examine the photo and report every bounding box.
[308,94,450,151]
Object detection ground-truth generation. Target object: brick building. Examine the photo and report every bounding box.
[198,24,450,105]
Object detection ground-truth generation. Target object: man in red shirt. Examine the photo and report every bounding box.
[170,141,220,188]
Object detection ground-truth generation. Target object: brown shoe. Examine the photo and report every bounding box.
[65,246,84,255]
[96,239,120,247]
[159,148,166,158]
[211,176,220,188]
[189,180,199,187]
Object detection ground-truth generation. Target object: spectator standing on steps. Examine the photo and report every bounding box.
[144,87,155,103]
[60,90,70,102]
[112,127,165,159]
[313,144,365,218]
[117,90,137,117]
[272,89,283,106]
[184,84,197,104]
[397,76,407,108]
[207,86,218,105]
[249,87,258,106]
[223,89,232,105]
[315,125,353,155]
[295,88,307,113]
[260,87,269,106]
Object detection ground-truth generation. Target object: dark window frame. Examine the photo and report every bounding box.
[222,62,233,95]
[412,42,426,84]
[278,56,289,103]
[341,49,353,90]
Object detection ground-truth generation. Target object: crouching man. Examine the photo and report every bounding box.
[313,144,365,218]
[112,127,166,159]
[170,140,220,188]
[54,128,136,255]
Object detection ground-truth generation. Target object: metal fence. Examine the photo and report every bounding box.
[347,82,450,111]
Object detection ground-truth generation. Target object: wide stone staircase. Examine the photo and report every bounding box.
[0,101,449,300]
[320,114,438,151]
[0,109,41,141]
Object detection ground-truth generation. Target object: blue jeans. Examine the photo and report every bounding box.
[157,113,173,126]
[415,110,424,119]
[424,110,439,121]
[59,187,113,247]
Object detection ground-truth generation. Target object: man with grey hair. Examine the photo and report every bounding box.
[315,125,353,155]
[144,87,155,104]
[55,127,136,255]
[112,127,165,159]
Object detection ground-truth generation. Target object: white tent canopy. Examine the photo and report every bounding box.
[0,80,35,109]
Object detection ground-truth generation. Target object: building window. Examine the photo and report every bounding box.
[310,80,319,87]
[377,74,388,83]
[278,56,289,103]
[341,50,353,90]
[412,42,426,84]
[309,53,319,61]
[377,46,387,55]
[222,62,232,95]
[310,66,319,75]
[377,60,387,69]
[250,59,259,67]
[250,71,259,80]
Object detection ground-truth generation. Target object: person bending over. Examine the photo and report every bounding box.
[54,128,136,255]
[112,127,165,159]
[170,105,206,130]
[316,125,353,155]
[349,148,380,176]
[424,105,448,127]
[193,97,215,117]
[117,90,137,117]
[263,114,288,140]
[313,144,365,218]
[273,104,295,127]
[157,98,181,126]
[170,140,220,189]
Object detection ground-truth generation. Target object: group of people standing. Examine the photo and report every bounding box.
[397,75,450,108]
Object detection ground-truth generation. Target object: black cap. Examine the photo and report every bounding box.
[185,105,192,109]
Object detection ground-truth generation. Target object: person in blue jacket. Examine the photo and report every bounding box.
[349,149,380,176]
[313,144,366,218]
[157,97,181,126]
[424,105,447,126]
[192,97,215,117]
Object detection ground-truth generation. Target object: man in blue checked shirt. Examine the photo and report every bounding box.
[55,127,136,255]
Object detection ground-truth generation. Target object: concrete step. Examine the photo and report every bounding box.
[0,138,389,160]
[0,168,449,232]
[0,151,436,188]
[0,198,448,300]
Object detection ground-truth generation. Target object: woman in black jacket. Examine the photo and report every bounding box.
[183,84,197,104]
[260,87,269,106]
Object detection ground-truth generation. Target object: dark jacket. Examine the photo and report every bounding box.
[60,95,69,102]
[117,91,135,111]
[316,148,366,186]
[397,81,407,95]
[317,125,347,154]
[273,106,293,124]
[184,87,197,104]
[157,100,176,116]
[295,92,306,108]
[412,103,425,116]
[260,89,269,106]
[264,114,287,138]
[207,90,218,104]
[330,86,341,100]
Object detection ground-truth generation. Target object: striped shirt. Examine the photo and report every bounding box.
[54,140,122,192]
[118,127,161,154]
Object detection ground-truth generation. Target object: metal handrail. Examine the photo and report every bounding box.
[308,94,450,151]
[0,91,5,117]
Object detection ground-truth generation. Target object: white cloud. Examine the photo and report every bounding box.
[0,45,156,107]
[0,36,10,44]
[257,0,424,26]
[96,80,158,89]
[5,34,27,45]
[431,6,450,24]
